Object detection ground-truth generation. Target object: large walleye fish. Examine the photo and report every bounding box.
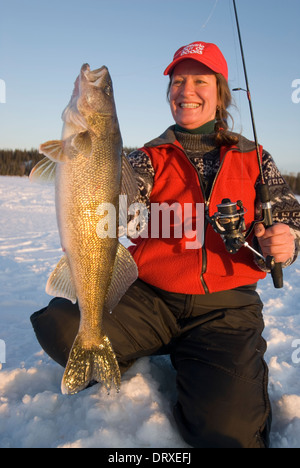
[30,64,138,395]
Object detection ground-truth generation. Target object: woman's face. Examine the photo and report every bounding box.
[169,60,219,129]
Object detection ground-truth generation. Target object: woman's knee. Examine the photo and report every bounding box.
[173,357,271,448]
[30,298,80,367]
[174,397,271,448]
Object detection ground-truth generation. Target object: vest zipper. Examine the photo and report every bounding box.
[171,144,236,294]
[170,144,212,294]
[206,147,239,206]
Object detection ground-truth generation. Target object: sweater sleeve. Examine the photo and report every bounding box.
[254,150,300,268]
[127,149,154,211]
[124,149,154,239]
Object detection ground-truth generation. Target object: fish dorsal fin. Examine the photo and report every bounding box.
[29,157,56,184]
[46,255,77,304]
[39,140,67,163]
[105,243,138,313]
[121,154,138,205]
[72,131,92,157]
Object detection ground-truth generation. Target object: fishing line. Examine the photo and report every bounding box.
[201,0,219,29]
[228,0,243,136]
[231,0,264,182]
[228,0,245,184]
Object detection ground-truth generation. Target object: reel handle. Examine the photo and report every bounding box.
[258,184,283,289]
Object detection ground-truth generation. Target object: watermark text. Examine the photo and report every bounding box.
[291,79,300,104]
[0,339,6,369]
[292,339,300,364]
[96,195,204,250]
[0,79,6,103]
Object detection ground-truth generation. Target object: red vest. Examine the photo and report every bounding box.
[129,139,266,294]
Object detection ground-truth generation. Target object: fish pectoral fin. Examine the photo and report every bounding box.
[39,140,67,163]
[121,154,139,205]
[105,243,138,313]
[46,255,77,304]
[72,131,92,157]
[29,157,56,184]
[61,334,121,395]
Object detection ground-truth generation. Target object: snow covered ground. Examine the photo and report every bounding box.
[0,175,299,449]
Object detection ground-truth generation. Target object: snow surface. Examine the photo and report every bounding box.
[0,175,299,449]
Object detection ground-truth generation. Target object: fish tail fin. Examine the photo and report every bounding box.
[61,334,121,395]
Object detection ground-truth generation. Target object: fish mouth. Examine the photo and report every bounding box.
[81,64,109,87]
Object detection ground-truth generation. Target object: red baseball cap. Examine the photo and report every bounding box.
[164,41,228,81]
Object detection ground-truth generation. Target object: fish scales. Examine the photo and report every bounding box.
[30,64,138,395]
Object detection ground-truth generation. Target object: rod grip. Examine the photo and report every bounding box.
[258,184,283,289]
[271,262,284,289]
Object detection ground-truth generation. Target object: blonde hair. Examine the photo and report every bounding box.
[214,73,239,146]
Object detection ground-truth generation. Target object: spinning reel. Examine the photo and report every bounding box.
[207,197,282,287]
[208,199,247,255]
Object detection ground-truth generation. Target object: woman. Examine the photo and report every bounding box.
[31,41,300,448]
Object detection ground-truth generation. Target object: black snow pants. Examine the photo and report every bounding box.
[30,279,271,448]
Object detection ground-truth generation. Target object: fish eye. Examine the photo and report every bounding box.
[104,85,112,96]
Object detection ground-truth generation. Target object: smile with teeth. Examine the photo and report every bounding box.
[179,103,201,109]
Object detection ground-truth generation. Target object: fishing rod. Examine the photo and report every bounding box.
[208,1,283,288]
[232,0,283,288]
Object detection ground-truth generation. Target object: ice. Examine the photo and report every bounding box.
[0,176,299,448]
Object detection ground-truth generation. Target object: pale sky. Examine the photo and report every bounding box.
[0,0,299,172]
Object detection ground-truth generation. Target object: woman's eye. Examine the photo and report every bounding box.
[172,79,184,86]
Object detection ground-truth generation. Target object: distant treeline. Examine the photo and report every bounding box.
[0,148,299,195]
[0,147,138,177]
[282,173,300,196]
[0,149,42,176]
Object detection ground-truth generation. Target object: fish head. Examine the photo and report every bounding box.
[61,64,119,140]
[77,64,117,120]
